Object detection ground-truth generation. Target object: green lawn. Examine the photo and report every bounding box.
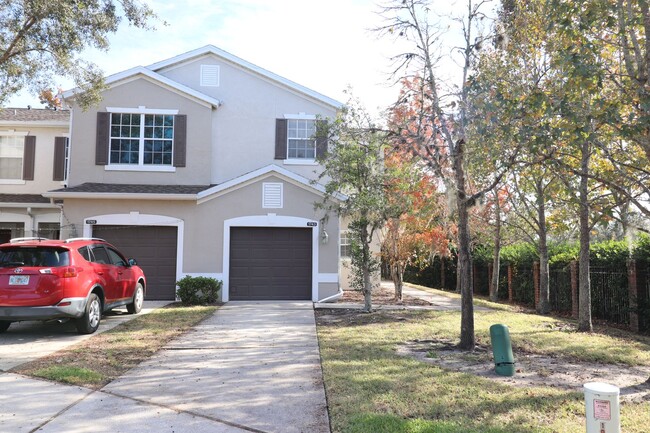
[316,296,650,433]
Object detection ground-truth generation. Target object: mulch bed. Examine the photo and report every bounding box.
[341,285,432,306]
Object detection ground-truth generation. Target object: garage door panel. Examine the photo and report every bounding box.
[230,227,312,300]
[93,225,177,300]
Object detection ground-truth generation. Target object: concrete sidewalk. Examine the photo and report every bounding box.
[315,282,490,311]
[1,301,330,433]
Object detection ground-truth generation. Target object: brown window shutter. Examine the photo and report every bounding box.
[96,112,109,165]
[275,119,287,159]
[173,114,187,167]
[315,120,328,159]
[53,137,67,181]
[22,136,36,181]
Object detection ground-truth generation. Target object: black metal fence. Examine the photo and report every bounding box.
[403,258,650,332]
[549,266,572,314]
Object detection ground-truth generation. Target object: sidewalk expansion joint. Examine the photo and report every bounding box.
[29,388,96,433]
[100,389,272,433]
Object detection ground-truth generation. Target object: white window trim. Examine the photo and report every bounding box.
[106,106,179,115]
[0,179,26,185]
[105,165,176,173]
[106,109,177,169]
[283,159,318,166]
[0,130,29,136]
[283,113,316,120]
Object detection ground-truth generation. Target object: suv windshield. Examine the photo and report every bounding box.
[0,247,70,267]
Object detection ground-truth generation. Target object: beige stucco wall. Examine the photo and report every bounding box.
[67,78,214,186]
[60,174,341,299]
[158,55,338,184]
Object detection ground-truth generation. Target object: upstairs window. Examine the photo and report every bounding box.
[0,135,24,179]
[287,119,316,159]
[96,109,186,170]
[0,133,35,181]
[110,113,174,166]
[274,116,327,163]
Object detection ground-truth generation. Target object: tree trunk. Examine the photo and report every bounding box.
[389,218,403,301]
[456,255,462,293]
[578,141,593,332]
[455,140,475,351]
[361,223,373,313]
[490,189,501,302]
[536,180,550,314]
[391,262,403,301]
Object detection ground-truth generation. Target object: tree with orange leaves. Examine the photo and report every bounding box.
[381,152,451,301]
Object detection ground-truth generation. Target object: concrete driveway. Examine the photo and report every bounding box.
[0,301,330,433]
[0,301,171,371]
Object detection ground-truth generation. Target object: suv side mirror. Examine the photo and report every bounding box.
[128,258,137,266]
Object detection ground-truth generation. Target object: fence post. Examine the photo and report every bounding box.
[472,262,478,294]
[628,259,639,333]
[570,260,579,319]
[508,264,513,303]
[488,263,493,299]
[441,258,446,290]
[533,261,540,310]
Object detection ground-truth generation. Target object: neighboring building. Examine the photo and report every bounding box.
[0,107,69,243]
[45,45,345,302]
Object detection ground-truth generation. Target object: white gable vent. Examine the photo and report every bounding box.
[200,65,220,87]
[263,182,283,208]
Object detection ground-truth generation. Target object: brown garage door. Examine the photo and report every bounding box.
[92,225,177,300]
[230,227,312,300]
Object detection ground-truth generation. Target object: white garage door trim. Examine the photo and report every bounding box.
[223,215,319,302]
[83,213,185,291]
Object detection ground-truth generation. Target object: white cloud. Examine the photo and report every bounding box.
[6,0,475,116]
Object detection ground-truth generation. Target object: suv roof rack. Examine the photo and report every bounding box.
[64,237,107,243]
[9,237,50,243]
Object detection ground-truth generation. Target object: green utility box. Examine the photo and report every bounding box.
[489,324,515,377]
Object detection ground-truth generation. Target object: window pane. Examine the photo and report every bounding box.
[0,136,24,179]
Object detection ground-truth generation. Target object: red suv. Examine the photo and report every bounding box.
[0,237,146,335]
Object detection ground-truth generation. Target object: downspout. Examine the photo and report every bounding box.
[317,287,343,303]
[26,207,35,237]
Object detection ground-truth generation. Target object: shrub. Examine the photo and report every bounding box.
[176,276,222,305]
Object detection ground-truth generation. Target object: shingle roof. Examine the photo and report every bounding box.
[50,183,213,195]
[0,194,50,204]
[0,107,70,122]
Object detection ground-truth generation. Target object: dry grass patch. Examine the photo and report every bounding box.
[11,304,217,389]
[317,306,650,433]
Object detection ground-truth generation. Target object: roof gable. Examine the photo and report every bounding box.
[147,45,343,110]
[62,67,222,108]
[197,164,345,204]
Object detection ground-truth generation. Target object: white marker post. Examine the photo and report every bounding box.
[584,382,620,433]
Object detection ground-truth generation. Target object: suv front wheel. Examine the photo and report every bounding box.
[75,293,101,334]
[127,283,144,314]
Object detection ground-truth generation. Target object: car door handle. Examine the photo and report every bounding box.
[97,271,103,275]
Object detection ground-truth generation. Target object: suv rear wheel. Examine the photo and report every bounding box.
[75,293,101,334]
[0,320,10,333]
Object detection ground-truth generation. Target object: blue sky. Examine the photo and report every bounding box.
[8,0,469,115]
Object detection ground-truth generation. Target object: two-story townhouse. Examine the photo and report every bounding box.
[0,108,69,243]
[45,45,345,302]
